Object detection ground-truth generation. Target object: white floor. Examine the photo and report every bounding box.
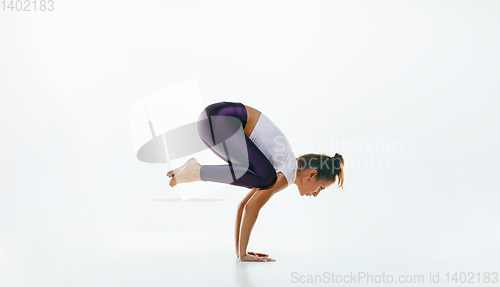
[1,185,499,287]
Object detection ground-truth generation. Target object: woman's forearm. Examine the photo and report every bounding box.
[235,188,259,255]
[237,174,286,261]
[238,205,260,257]
[235,205,244,254]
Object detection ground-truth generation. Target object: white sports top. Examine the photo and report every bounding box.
[248,113,297,187]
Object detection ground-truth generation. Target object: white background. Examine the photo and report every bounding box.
[1,0,499,286]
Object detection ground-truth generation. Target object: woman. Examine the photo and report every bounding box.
[167,101,344,262]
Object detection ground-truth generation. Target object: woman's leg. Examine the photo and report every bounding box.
[197,102,277,189]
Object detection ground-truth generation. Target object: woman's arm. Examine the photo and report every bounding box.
[238,172,288,262]
[235,187,259,256]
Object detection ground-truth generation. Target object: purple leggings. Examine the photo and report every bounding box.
[197,101,277,189]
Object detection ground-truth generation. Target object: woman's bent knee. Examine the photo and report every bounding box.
[257,173,277,188]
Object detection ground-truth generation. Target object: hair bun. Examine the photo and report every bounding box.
[332,153,344,164]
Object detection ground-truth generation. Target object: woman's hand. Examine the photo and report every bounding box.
[236,251,269,258]
[248,251,269,257]
[240,253,275,262]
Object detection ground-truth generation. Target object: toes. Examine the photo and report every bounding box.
[169,177,176,187]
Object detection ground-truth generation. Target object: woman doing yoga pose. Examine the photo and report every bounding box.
[167,101,345,262]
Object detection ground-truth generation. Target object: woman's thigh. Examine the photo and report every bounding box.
[197,101,248,164]
[197,101,276,184]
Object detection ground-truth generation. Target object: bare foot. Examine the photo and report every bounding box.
[167,160,188,178]
[167,158,202,187]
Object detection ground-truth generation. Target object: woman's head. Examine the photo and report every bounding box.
[295,153,344,197]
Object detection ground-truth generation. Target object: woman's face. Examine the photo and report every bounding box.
[297,169,332,197]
